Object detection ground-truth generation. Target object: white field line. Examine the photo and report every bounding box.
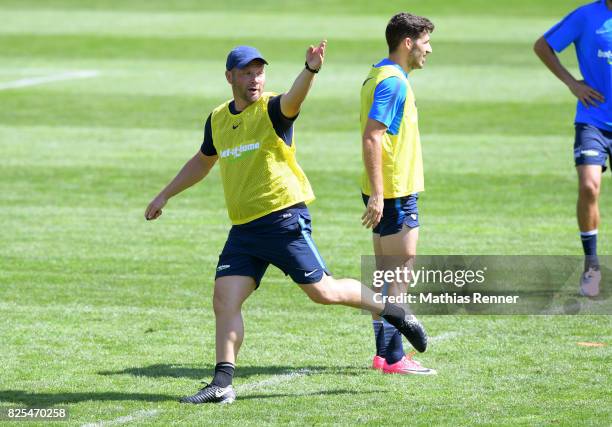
[79,369,310,426]
[79,349,452,424]
[0,70,99,90]
[236,368,312,392]
[81,409,159,427]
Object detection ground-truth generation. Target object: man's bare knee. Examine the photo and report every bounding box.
[213,291,234,315]
[303,280,339,305]
[308,288,334,305]
[213,276,256,316]
[579,180,600,201]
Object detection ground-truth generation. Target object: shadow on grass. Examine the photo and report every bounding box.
[0,390,175,406]
[0,365,377,406]
[98,364,370,379]
[0,388,381,406]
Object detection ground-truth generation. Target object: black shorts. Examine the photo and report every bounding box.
[215,203,331,287]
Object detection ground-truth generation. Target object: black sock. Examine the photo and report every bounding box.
[211,362,235,388]
[383,322,405,364]
[373,320,385,357]
[580,231,599,270]
[380,302,406,329]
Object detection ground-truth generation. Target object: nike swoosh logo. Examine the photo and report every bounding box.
[232,123,241,129]
[304,269,318,277]
[215,388,229,398]
[596,29,612,35]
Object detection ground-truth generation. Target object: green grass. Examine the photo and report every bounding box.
[0,0,611,425]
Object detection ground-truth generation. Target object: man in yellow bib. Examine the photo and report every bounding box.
[361,13,437,375]
[145,41,429,404]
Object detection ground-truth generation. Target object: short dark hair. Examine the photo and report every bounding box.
[386,13,434,53]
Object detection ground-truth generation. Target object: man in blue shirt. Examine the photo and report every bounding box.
[361,13,436,375]
[534,0,612,297]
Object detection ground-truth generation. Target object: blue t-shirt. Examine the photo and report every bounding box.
[368,58,408,135]
[544,0,612,131]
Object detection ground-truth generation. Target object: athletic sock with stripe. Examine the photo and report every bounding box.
[580,230,599,270]
[211,362,235,388]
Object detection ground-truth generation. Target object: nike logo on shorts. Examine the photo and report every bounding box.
[304,269,318,277]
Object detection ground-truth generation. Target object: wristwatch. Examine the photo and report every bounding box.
[304,61,320,74]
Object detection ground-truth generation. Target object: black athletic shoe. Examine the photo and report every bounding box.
[179,383,236,404]
[396,315,428,353]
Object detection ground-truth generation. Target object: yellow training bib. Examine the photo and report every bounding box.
[360,65,424,198]
[211,93,315,224]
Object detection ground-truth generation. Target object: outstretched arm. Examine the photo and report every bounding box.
[280,40,327,118]
[533,36,604,108]
[145,151,217,220]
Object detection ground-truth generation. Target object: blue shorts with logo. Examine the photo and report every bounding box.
[362,193,419,237]
[215,203,331,288]
[574,123,612,172]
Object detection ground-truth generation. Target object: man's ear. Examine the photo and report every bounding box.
[225,70,232,85]
[404,37,414,51]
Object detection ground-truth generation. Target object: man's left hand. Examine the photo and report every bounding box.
[306,40,327,71]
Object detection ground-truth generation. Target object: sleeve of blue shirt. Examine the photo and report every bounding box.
[544,7,585,52]
[368,77,405,132]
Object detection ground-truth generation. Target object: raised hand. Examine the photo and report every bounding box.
[306,40,327,71]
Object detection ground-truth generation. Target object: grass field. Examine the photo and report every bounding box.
[1,0,611,425]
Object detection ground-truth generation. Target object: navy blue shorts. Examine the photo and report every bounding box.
[574,123,612,172]
[215,203,331,287]
[362,193,419,237]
